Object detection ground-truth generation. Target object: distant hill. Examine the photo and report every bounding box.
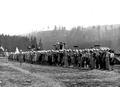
[28,24,120,50]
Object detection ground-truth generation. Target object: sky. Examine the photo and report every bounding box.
[0,0,120,35]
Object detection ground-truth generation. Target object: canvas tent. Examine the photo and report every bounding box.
[15,47,20,54]
[0,46,5,57]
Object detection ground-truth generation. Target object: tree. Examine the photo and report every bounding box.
[38,38,43,50]
[30,36,38,50]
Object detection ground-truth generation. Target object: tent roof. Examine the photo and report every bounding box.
[0,46,4,52]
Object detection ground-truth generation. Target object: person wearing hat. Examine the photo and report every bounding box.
[77,50,82,69]
[104,51,111,70]
[19,50,23,66]
[63,50,68,67]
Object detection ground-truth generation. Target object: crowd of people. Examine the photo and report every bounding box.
[8,47,115,70]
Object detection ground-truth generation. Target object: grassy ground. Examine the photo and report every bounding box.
[1,57,120,87]
[0,64,48,87]
[0,58,63,87]
[10,61,120,87]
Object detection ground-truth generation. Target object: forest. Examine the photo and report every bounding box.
[0,35,31,51]
[0,34,42,52]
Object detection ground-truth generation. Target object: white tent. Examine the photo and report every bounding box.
[0,46,4,52]
[0,46,5,57]
[15,47,20,54]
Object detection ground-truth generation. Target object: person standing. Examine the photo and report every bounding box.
[89,51,95,69]
[105,51,111,70]
[63,50,68,67]
[77,50,82,69]
[19,50,23,66]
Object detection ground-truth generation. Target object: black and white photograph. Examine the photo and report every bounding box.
[0,0,120,87]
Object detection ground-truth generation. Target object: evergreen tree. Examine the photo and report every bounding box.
[38,38,43,50]
[30,36,38,50]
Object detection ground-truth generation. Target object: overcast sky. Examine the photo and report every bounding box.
[0,0,120,35]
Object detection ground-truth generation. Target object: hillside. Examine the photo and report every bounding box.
[28,24,120,50]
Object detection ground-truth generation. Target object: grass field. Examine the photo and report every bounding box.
[1,57,120,87]
[0,63,48,87]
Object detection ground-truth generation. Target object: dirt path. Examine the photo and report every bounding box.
[0,63,65,87]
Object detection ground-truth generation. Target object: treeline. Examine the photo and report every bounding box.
[0,34,44,52]
[28,24,120,50]
[0,34,31,52]
[0,34,43,52]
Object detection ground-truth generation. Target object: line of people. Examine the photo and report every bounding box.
[8,48,115,70]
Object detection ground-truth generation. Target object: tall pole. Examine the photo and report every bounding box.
[0,38,1,47]
[98,26,101,46]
